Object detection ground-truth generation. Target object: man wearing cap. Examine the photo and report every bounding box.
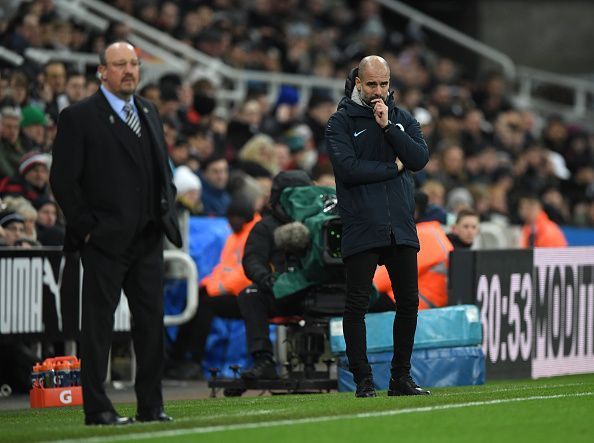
[50,41,181,426]
[0,152,51,203]
[20,105,48,150]
[0,210,26,247]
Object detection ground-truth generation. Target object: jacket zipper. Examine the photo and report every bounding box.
[382,124,395,242]
[385,183,394,241]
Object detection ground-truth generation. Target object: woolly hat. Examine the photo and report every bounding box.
[276,85,299,106]
[32,196,59,211]
[20,105,47,128]
[0,210,25,228]
[446,187,474,213]
[174,165,201,195]
[19,152,51,176]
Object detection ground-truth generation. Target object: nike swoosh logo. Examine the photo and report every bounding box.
[354,129,367,137]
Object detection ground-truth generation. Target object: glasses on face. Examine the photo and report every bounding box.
[107,60,141,70]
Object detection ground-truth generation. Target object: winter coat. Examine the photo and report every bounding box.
[326,68,429,258]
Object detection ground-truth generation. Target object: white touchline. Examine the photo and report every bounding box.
[440,382,587,397]
[49,392,594,443]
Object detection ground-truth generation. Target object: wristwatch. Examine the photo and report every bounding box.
[383,120,394,134]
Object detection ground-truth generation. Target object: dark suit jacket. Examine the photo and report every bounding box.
[50,90,182,255]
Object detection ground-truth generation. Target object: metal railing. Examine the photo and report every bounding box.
[376,0,517,79]
[0,46,24,66]
[163,249,199,327]
[515,66,594,121]
[42,0,594,122]
[74,0,345,105]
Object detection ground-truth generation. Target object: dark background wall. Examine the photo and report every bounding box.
[398,0,594,75]
[478,0,594,74]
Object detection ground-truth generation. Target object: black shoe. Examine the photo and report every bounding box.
[136,408,173,422]
[85,411,133,426]
[241,354,279,380]
[388,375,431,396]
[355,376,377,398]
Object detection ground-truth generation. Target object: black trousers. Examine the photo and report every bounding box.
[170,291,242,363]
[342,242,419,383]
[80,226,165,415]
[237,285,305,355]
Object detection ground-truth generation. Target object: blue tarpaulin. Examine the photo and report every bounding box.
[329,305,482,354]
[337,346,485,391]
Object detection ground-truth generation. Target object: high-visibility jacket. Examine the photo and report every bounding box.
[520,210,567,248]
[373,221,453,309]
[200,214,261,296]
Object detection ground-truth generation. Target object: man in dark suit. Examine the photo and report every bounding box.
[50,41,181,426]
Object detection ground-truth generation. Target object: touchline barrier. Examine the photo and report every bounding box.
[449,246,594,379]
[0,248,198,343]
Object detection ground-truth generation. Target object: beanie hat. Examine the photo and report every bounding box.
[20,105,47,128]
[174,165,201,195]
[276,85,299,106]
[19,152,51,176]
[32,196,59,211]
[446,187,474,212]
[283,124,312,153]
[0,210,25,228]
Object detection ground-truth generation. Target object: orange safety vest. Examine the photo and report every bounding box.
[200,214,261,296]
[520,210,567,248]
[373,221,453,309]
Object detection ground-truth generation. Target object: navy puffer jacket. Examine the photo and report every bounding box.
[326,68,429,258]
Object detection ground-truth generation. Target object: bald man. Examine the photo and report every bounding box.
[326,56,430,397]
[51,41,181,425]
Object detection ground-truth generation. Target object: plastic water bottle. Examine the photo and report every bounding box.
[71,360,81,386]
[55,361,71,387]
[31,363,43,389]
[42,362,56,388]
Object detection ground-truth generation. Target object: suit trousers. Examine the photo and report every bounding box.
[342,242,419,383]
[80,226,165,415]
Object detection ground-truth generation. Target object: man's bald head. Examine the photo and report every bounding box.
[358,55,390,80]
[99,41,135,66]
[355,55,390,106]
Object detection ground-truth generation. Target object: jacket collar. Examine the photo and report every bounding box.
[341,66,397,118]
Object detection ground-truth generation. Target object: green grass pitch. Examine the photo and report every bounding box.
[1,373,593,442]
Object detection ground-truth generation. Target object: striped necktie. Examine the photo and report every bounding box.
[123,102,141,137]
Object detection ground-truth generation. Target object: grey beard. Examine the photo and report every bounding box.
[351,87,373,108]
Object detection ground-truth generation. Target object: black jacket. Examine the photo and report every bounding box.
[242,170,311,290]
[326,69,429,258]
[50,90,181,255]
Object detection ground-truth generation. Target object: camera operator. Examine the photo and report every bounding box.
[238,170,312,380]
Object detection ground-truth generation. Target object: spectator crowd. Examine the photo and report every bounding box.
[0,0,593,381]
[2,0,593,251]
